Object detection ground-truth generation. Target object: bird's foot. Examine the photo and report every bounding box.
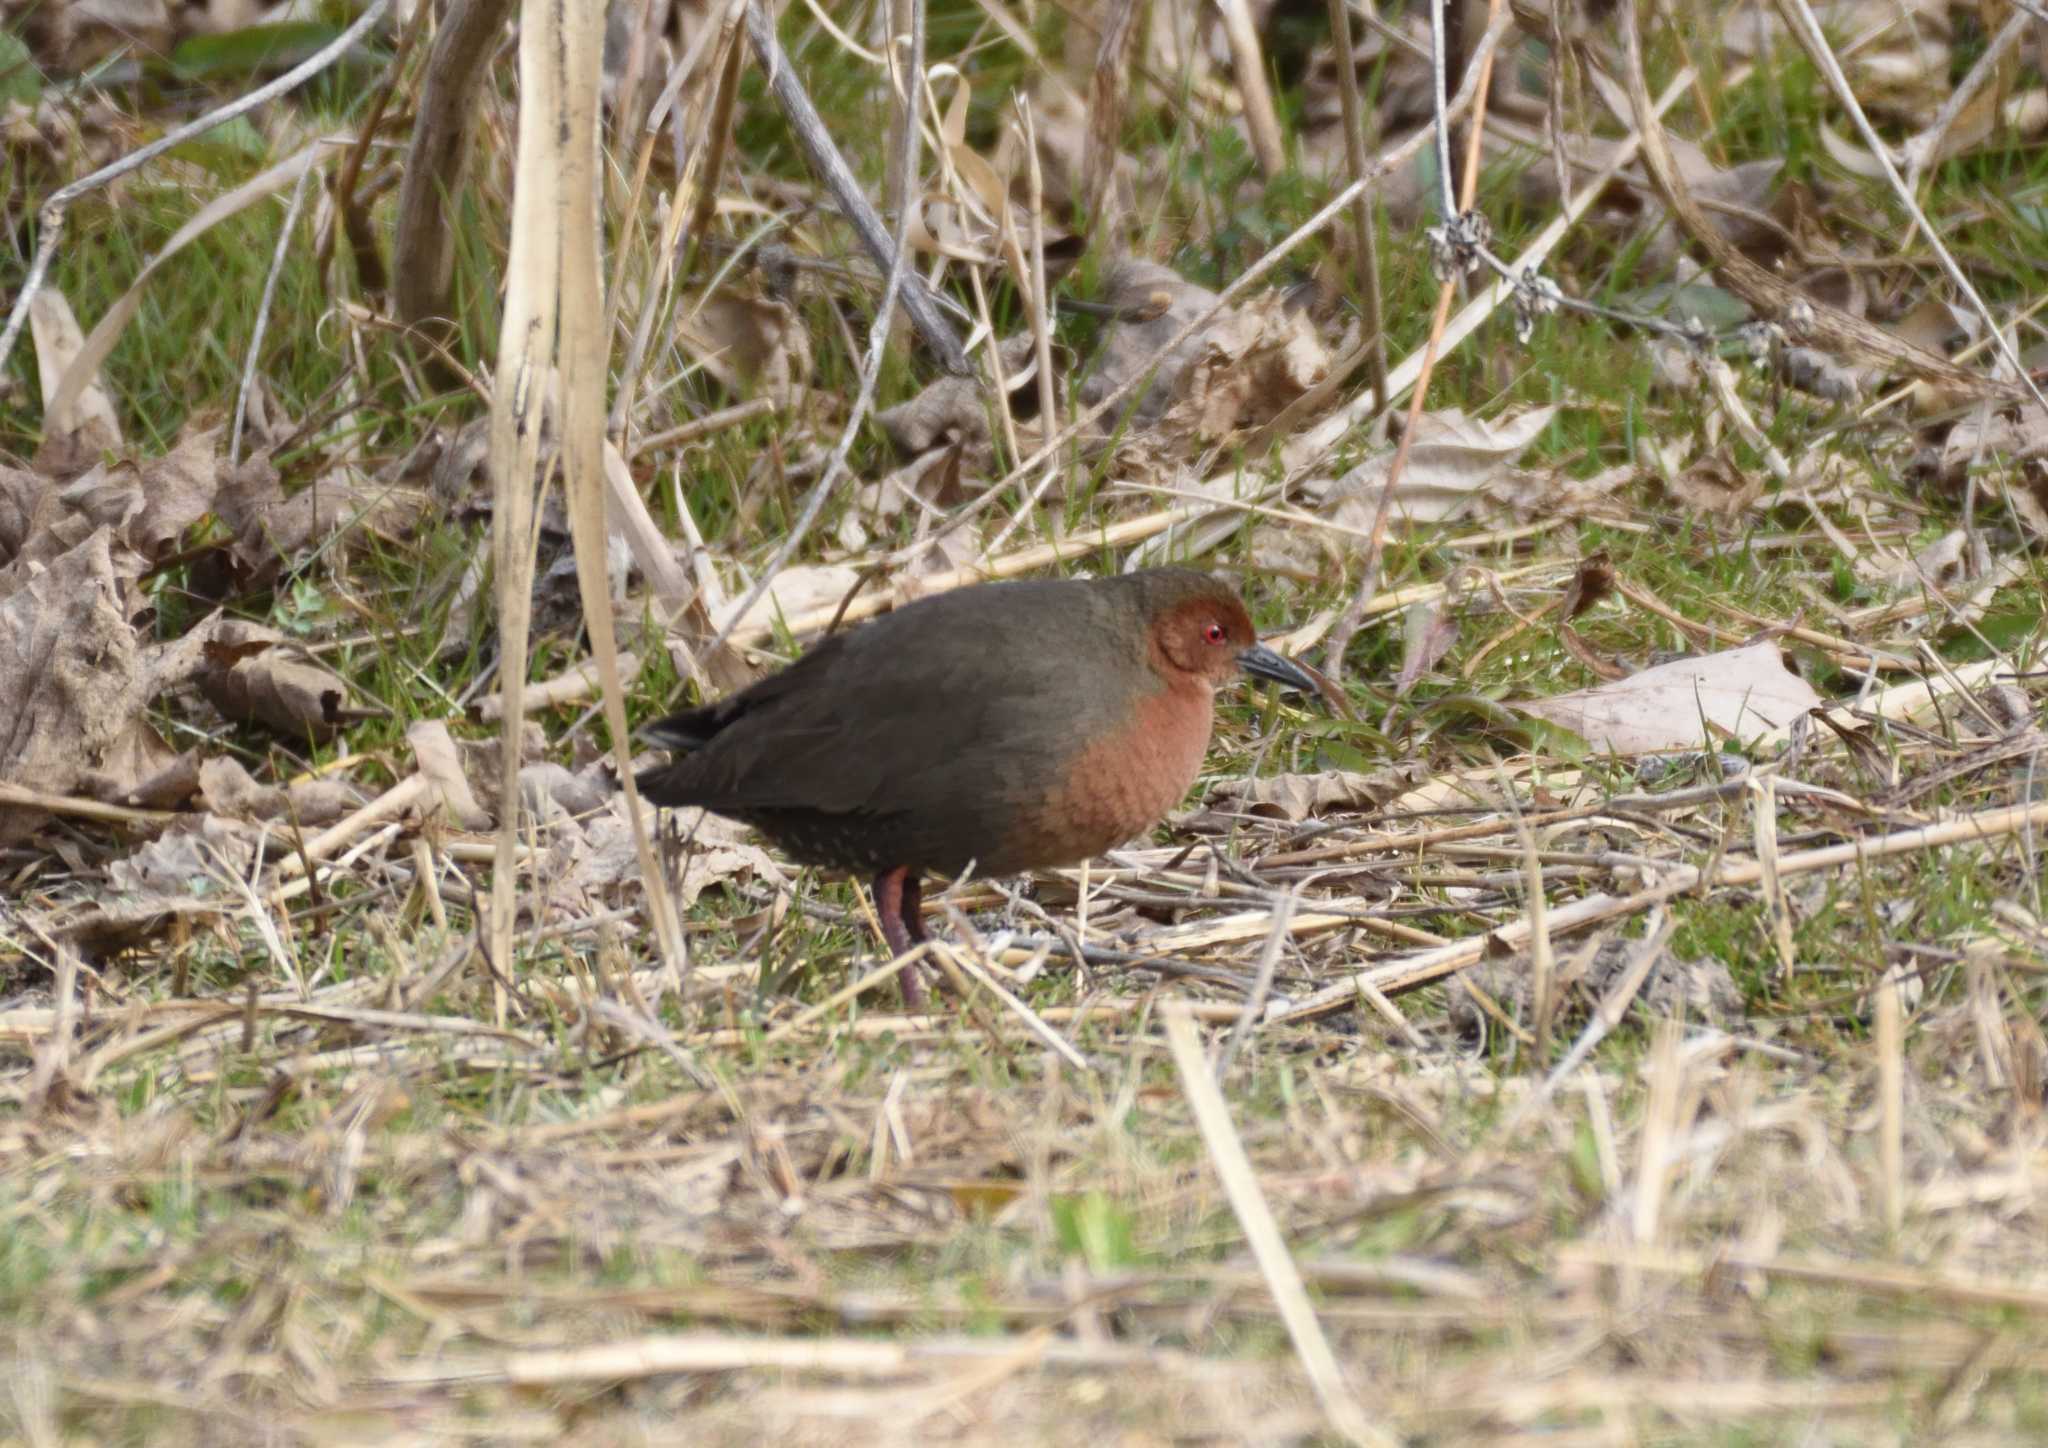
[895,957,933,1011]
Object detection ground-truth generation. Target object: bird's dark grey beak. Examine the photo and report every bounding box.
[1238,643,1319,695]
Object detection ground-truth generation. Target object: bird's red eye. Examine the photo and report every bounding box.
[1202,621,1228,645]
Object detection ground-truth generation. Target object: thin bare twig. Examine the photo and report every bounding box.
[705,0,929,658]
[744,0,969,374]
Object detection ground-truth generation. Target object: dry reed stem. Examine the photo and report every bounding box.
[1162,1003,1392,1447]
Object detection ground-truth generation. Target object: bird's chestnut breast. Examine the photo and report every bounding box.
[1012,680,1215,869]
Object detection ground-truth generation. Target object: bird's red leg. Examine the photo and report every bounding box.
[872,867,930,1009]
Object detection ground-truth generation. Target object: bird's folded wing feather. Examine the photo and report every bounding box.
[665,589,1130,816]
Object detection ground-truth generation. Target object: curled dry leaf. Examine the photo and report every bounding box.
[0,528,149,843]
[207,454,425,596]
[407,719,494,830]
[1293,405,1560,544]
[1208,760,1430,823]
[711,562,864,641]
[675,290,813,404]
[1156,289,1330,445]
[1451,937,1743,1047]
[197,756,286,820]
[539,796,784,915]
[1078,259,1330,450]
[1,426,220,577]
[1079,259,1234,429]
[1559,554,1616,620]
[1480,463,1636,524]
[1514,639,1823,754]
[1662,452,1767,516]
[28,287,123,470]
[105,813,259,906]
[520,761,613,821]
[1865,528,1977,597]
[197,621,364,742]
[284,777,371,827]
[78,721,198,809]
[879,334,1039,458]
[1932,409,2048,538]
[1395,594,1461,697]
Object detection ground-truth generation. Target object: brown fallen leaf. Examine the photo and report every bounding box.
[1310,405,1559,528]
[205,453,426,596]
[520,762,613,821]
[675,288,813,404]
[710,562,864,642]
[78,720,199,810]
[197,756,288,820]
[104,813,259,907]
[878,334,1039,458]
[193,756,366,828]
[1662,451,1767,516]
[0,527,150,843]
[28,287,123,472]
[1514,639,1823,754]
[1078,259,1332,451]
[407,719,493,830]
[1452,937,1743,1046]
[1208,761,1430,823]
[197,623,369,742]
[537,796,785,917]
[1395,593,1462,697]
[1,425,221,579]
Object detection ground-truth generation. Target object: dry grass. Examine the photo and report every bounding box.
[8,677,2048,1441]
[6,0,2048,1440]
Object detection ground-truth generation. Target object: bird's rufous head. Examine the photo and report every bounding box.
[1134,572,1320,696]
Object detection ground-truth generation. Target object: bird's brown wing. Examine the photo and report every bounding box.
[639,582,1135,822]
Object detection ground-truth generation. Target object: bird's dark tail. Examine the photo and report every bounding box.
[639,705,719,752]
[632,705,721,804]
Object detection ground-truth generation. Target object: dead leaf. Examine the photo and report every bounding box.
[78,720,198,809]
[1514,640,1822,754]
[1863,528,1985,597]
[286,777,370,827]
[1453,937,1743,1044]
[536,796,785,916]
[197,622,363,742]
[520,762,612,821]
[1078,258,1231,430]
[197,756,287,820]
[1,425,222,579]
[712,563,863,640]
[878,334,1038,457]
[1937,408,2048,485]
[0,528,149,843]
[1311,405,1559,528]
[105,814,259,906]
[1208,762,1428,822]
[1156,288,1331,444]
[1078,260,1331,449]
[1559,554,1616,620]
[28,287,123,470]
[676,290,812,403]
[1663,452,1767,515]
[206,454,423,595]
[68,426,222,562]
[1396,595,1460,697]
[407,719,493,830]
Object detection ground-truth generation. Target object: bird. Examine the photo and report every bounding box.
[633,568,1318,1006]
